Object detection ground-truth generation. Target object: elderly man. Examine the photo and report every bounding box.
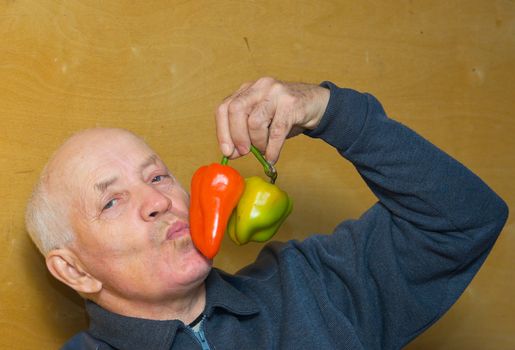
[26,78,508,350]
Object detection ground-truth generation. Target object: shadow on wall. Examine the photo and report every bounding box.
[22,237,87,340]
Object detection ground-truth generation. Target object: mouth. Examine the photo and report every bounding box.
[166,221,190,240]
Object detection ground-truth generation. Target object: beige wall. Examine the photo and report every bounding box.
[1,1,513,348]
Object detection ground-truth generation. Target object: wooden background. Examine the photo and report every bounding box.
[1,1,513,348]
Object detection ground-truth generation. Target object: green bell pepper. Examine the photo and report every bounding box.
[227,146,293,245]
[228,176,292,245]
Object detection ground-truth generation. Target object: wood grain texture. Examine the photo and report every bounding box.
[0,0,513,348]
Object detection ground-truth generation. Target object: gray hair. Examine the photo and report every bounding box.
[25,165,74,256]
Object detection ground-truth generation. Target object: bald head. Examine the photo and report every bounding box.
[26,128,154,255]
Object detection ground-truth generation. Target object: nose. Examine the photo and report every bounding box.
[139,185,172,221]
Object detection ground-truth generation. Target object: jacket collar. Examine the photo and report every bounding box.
[86,268,259,350]
[204,268,260,317]
[86,301,178,350]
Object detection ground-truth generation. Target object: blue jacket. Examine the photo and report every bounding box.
[62,82,508,350]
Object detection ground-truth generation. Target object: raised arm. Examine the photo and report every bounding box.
[215,77,508,349]
[300,81,508,348]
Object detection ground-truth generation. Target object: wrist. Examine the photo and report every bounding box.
[303,85,330,131]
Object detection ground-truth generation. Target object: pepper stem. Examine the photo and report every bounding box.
[250,145,277,184]
[220,146,278,184]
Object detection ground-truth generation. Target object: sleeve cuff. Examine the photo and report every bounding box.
[304,81,369,153]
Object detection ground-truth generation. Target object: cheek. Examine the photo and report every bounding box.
[78,237,156,287]
[76,216,148,259]
[172,188,190,215]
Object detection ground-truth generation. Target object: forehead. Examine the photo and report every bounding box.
[48,129,160,192]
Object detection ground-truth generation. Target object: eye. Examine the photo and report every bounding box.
[103,198,117,211]
[151,174,169,183]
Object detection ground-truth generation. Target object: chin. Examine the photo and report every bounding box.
[176,236,212,262]
[172,258,211,290]
[178,242,212,271]
[163,235,212,282]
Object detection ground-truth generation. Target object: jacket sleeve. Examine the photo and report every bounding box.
[301,82,509,349]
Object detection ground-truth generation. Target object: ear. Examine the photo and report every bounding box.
[46,248,102,294]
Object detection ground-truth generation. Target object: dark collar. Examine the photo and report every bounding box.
[86,268,259,350]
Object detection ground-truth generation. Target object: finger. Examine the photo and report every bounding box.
[226,84,268,155]
[227,98,252,155]
[215,82,253,157]
[228,147,242,160]
[247,99,274,153]
[215,101,234,156]
[265,106,292,164]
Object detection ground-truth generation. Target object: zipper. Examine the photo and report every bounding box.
[195,328,211,350]
[186,315,212,350]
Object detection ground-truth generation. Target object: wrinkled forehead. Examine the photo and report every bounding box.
[46,128,158,192]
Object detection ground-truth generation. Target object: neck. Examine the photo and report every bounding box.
[88,282,206,324]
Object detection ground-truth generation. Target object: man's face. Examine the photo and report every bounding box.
[49,129,211,304]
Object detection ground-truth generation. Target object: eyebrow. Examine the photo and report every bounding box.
[94,155,159,195]
[94,177,118,195]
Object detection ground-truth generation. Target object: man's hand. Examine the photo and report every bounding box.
[215,77,330,164]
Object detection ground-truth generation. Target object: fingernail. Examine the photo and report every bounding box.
[268,157,277,165]
[237,145,249,155]
[221,143,232,156]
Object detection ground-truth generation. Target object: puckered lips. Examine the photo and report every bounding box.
[166,221,190,240]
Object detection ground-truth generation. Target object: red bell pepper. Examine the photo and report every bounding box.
[189,159,244,259]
